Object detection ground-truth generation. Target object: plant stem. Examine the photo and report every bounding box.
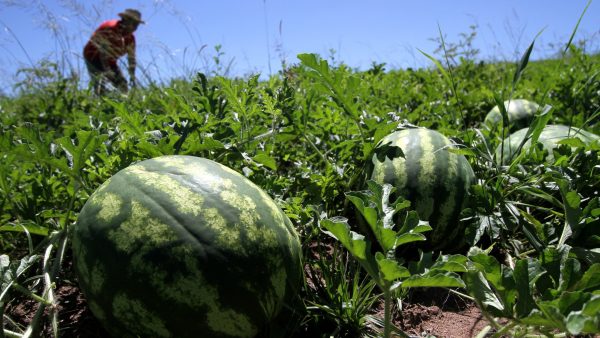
[383,288,392,338]
[3,329,23,338]
[11,283,51,306]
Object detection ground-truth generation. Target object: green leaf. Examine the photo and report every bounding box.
[373,123,400,145]
[373,227,400,253]
[0,223,50,237]
[581,295,600,316]
[321,217,367,261]
[565,312,588,335]
[418,48,452,88]
[558,258,582,293]
[346,192,377,229]
[402,270,465,288]
[563,0,593,53]
[521,309,561,327]
[346,181,409,252]
[557,137,586,148]
[394,232,426,247]
[447,147,477,157]
[375,252,410,282]
[558,181,582,247]
[320,217,379,281]
[431,254,469,273]
[57,130,107,178]
[374,140,404,162]
[467,251,503,289]
[514,259,536,317]
[252,152,277,170]
[464,270,505,313]
[397,210,421,234]
[512,38,535,87]
[574,263,600,292]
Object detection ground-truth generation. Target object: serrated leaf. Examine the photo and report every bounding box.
[374,141,404,162]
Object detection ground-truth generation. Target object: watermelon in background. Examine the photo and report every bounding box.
[484,99,540,132]
[496,124,600,164]
[72,155,303,338]
[371,128,476,251]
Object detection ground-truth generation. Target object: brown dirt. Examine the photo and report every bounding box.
[5,281,108,338]
[401,302,490,338]
[6,281,494,338]
[387,288,492,338]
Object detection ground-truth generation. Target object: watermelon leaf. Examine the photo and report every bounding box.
[401,270,465,288]
[375,252,410,283]
[464,270,505,314]
[252,151,278,170]
[320,217,379,281]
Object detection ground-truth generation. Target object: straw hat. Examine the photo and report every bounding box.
[118,9,145,24]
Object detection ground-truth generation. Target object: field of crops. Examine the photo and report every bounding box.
[1,37,600,337]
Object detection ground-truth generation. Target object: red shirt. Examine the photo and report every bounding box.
[83,20,135,67]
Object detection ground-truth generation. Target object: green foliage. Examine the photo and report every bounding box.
[465,245,600,336]
[322,181,464,337]
[0,39,599,337]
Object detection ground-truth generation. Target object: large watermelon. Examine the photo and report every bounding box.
[371,128,475,250]
[496,124,599,164]
[72,155,303,338]
[484,99,539,132]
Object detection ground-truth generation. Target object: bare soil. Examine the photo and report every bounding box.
[391,288,491,338]
[6,282,494,338]
[5,281,108,338]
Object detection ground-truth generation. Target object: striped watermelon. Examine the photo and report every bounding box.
[496,124,600,164]
[72,155,303,338]
[371,128,475,250]
[484,99,539,132]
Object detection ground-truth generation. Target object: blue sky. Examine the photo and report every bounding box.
[0,1,598,93]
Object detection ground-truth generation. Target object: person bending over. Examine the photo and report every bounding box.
[83,9,144,94]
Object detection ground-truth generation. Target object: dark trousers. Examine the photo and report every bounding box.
[85,57,128,95]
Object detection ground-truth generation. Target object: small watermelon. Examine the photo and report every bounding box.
[496,124,599,164]
[371,128,475,250]
[484,99,539,132]
[72,155,303,338]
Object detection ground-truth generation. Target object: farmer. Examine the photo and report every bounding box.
[83,9,144,95]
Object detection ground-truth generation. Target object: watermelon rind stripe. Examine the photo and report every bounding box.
[73,155,302,338]
[371,128,475,251]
